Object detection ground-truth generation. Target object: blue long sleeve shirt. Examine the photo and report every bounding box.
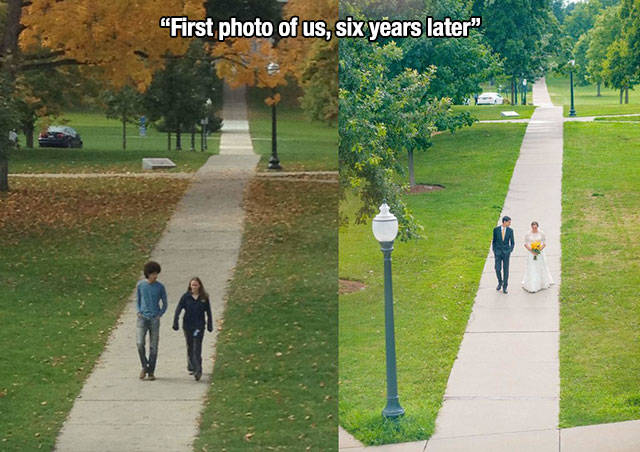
[136,280,168,319]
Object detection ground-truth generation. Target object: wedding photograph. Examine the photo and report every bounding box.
[338,0,640,451]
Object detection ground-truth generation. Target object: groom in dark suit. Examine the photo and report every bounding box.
[493,216,515,294]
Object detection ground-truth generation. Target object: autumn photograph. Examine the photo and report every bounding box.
[1,0,338,451]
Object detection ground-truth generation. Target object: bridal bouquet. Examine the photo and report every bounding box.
[531,241,542,260]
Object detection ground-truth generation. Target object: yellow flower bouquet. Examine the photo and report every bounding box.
[531,241,542,260]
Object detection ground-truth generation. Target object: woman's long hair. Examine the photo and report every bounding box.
[187,277,209,302]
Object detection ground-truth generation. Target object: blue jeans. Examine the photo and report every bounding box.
[137,316,160,374]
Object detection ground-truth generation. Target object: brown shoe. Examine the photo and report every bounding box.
[139,369,146,380]
[148,374,156,381]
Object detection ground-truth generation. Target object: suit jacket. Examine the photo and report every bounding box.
[492,226,514,255]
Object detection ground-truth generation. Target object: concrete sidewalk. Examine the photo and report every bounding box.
[54,84,258,451]
[424,78,563,451]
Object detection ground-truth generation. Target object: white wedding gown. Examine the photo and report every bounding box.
[522,231,554,293]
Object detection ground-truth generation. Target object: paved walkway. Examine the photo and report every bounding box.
[54,84,259,451]
[425,77,563,452]
[340,78,640,451]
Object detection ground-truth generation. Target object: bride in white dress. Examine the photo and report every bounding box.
[522,221,554,293]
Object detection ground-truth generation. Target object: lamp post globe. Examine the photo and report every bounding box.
[372,203,405,419]
[372,203,399,243]
[267,61,282,170]
[267,62,280,76]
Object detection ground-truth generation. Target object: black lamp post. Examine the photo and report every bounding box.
[569,60,576,117]
[522,79,527,105]
[267,62,282,170]
[201,98,212,151]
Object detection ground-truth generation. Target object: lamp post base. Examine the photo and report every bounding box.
[382,398,405,420]
[569,109,576,117]
[268,157,282,170]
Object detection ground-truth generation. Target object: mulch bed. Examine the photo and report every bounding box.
[408,184,445,194]
[339,279,366,295]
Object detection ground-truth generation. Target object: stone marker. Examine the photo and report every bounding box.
[142,158,176,170]
[501,111,520,117]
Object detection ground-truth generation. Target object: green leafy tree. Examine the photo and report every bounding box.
[473,0,559,104]
[103,85,142,150]
[562,0,603,42]
[603,38,635,103]
[340,39,473,239]
[400,35,499,104]
[586,5,622,95]
[143,44,221,150]
[299,38,338,123]
[621,0,640,80]
[342,0,499,104]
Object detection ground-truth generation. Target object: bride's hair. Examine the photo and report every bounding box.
[531,221,539,227]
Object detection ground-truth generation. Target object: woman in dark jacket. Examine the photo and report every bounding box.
[172,277,213,380]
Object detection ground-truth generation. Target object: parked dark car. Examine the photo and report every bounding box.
[38,126,83,148]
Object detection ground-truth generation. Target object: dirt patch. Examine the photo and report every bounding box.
[408,184,445,194]
[339,279,366,294]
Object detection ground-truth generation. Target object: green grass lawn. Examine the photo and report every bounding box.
[560,122,640,428]
[339,123,527,445]
[453,104,535,120]
[0,177,190,451]
[248,88,337,172]
[9,112,219,173]
[546,75,640,117]
[195,178,338,450]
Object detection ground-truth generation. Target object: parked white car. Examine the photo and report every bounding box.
[476,92,504,105]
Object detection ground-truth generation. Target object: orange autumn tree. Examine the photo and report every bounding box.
[18,0,204,89]
[211,0,338,116]
[0,0,292,191]
[279,0,338,123]
[0,0,204,190]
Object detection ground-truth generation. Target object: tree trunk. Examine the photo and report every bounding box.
[176,125,182,150]
[190,129,195,151]
[620,88,623,104]
[510,79,515,105]
[167,132,171,151]
[122,114,127,150]
[0,155,8,192]
[408,149,415,187]
[513,81,518,105]
[596,82,601,97]
[625,87,629,104]
[1,1,22,65]
[1,0,25,192]
[23,122,34,148]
